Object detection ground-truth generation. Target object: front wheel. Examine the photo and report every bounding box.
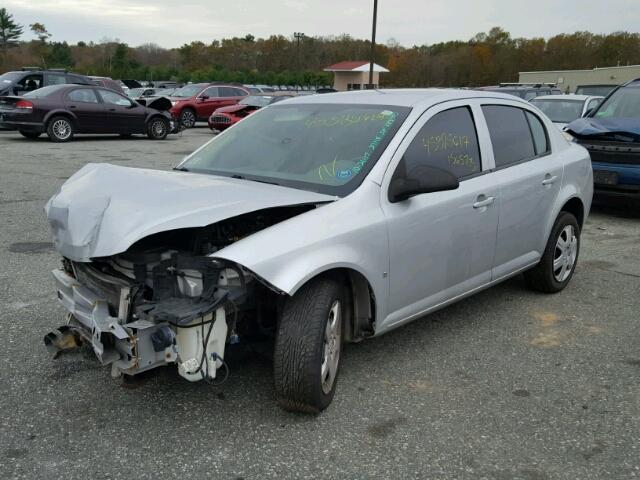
[179,109,196,128]
[19,131,41,139]
[524,212,580,293]
[46,116,74,142]
[146,117,169,140]
[273,275,346,413]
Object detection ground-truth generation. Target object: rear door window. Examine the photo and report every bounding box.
[67,89,99,103]
[402,106,482,180]
[46,74,67,86]
[482,105,544,168]
[525,111,549,156]
[220,87,245,97]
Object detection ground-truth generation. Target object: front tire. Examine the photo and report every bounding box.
[273,275,346,413]
[179,108,196,128]
[46,116,74,142]
[19,130,41,139]
[146,117,169,140]
[524,212,580,293]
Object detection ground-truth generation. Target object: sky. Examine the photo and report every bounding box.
[5,0,640,48]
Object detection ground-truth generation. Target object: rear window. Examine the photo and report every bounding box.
[23,85,67,98]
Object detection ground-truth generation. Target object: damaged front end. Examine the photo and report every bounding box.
[45,206,318,382]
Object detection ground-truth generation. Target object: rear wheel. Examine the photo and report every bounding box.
[146,117,169,140]
[273,275,346,413]
[524,212,580,293]
[180,108,196,128]
[19,131,41,139]
[46,116,74,142]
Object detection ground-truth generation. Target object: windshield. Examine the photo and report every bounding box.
[171,84,204,98]
[23,85,68,98]
[531,99,584,123]
[156,88,176,96]
[182,103,410,196]
[592,85,640,118]
[239,95,273,107]
[0,72,22,85]
[576,85,616,97]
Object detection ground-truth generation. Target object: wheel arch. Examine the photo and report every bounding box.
[559,196,585,229]
[43,109,78,128]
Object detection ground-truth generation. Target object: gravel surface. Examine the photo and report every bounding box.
[0,128,639,480]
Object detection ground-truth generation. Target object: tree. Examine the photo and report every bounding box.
[30,22,51,43]
[0,8,23,58]
[46,41,73,68]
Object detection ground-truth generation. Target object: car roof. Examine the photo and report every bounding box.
[280,88,533,108]
[531,94,600,101]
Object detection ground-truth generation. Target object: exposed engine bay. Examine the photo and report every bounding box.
[45,206,314,382]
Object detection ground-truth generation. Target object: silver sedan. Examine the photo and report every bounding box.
[44,89,593,413]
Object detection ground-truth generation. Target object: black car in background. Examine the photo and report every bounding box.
[0,68,92,96]
[0,84,175,142]
[476,83,562,100]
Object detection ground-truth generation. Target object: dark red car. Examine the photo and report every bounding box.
[208,94,294,131]
[0,84,175,142]
[169,83,249,128]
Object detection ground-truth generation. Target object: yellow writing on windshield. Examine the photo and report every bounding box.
[423,133,470,154]
[447,153,475,169]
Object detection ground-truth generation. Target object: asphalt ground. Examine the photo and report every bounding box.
[0,128,639,480]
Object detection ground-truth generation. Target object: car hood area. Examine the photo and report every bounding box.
[45,163,336,262]
[566,117,640,140]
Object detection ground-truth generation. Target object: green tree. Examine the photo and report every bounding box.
[0,8,23,58]
[46,41,74,68]
[29,22,51,43]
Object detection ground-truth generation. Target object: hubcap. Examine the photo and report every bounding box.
[321,300,341,394]
[553,225,578,282]
[152,120,165,137]
[52,120,71,140]
[181,111,195,127]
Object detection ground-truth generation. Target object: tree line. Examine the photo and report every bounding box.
[2,8,640,87]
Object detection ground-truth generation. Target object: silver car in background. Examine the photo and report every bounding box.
[531,94,603,130]
[44,89,593,413]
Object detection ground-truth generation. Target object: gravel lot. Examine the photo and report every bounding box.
[1,128,639,480]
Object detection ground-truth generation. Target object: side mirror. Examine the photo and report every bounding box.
[389,162,459,203]
[198,95,209,101]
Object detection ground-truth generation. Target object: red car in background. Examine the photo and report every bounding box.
[169,83,249,128]
[208,93,294,131]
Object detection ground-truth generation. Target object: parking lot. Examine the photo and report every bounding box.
[0,128,639,479]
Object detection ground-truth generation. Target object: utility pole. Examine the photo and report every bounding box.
[368,0,378,89]
[294,32,305,90]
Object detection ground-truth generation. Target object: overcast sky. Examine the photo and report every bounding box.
[5,0,639,48]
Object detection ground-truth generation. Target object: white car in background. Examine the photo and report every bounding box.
[530,94,603,130]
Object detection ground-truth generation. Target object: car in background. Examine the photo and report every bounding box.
[126,87,161,99]
[88,76,125,94]
[208,93,294,131]
[169,83,249,128]
[243,84,276,94]
[531,94,603,129]
[0,84,175,142]
[575,84,618,97]
[476,83,562,100]
[0,68,92,96]
[566,78,640,199]
[43,89,592,413]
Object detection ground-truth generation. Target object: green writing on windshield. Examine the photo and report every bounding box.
[351,112,399,175]
[305,112,392,128]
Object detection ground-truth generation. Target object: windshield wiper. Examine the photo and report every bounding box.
[174,166,189,172]
[230,174,280,186]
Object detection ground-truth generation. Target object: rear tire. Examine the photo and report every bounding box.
[19,131,41,139]
[146,117,169,140]
[273,275,346,413]
[46,116,74,142]
[180,108,196,128]
[524,212,580,293]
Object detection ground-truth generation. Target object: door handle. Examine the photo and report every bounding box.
[473,196,495,209]
[542,175,558,186]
